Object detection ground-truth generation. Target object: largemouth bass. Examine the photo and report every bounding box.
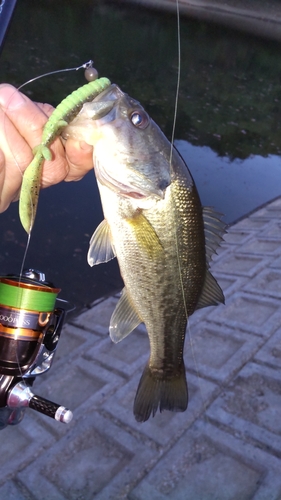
[64,84,225,422]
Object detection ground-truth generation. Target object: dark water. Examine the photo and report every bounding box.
[0,0,281,314]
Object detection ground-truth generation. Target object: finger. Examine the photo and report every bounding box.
[36,102,55,117]
[64,139,94,181]
[0,147,7,209]
[0,85,49,150]
[0,85,70,190]
[0,105,32,212]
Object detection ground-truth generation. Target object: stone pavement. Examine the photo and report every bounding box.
[1,196,281,499]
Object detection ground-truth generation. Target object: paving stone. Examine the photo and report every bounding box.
[259,220,281,239]
[254,327,281,369]
[233,217,270,232]
[52,323,101,367]
[239,238,281,256]
[0,415,54,485]
[84,324,149,377]
[222,229,253,246]
[184,321,264,384]
[30,352,123,438]
[103,369,218,446]
[251,199,281,218]
[130,419,281,500]
[206,362,281,457]
[18,412,157,500]
[270,255,281,269]
[265,197,281,212]
[211,252,270,277]
[244,268,281,298]
[267,196,281,209]
[0,481,29,500]
[72,295,118,335]
[208,292,281,337]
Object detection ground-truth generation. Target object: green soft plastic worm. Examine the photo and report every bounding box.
[19,76,111,234]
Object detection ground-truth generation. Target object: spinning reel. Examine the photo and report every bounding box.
[0,269,73,429]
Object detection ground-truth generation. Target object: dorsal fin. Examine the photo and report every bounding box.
[195,207,226,310]
[203,207,226,264]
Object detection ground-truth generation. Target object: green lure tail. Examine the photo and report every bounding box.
[19,76,111,234]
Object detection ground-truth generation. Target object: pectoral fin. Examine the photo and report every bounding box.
[109,288,142,343]
[126,212,163,259]
[87,219,116,266]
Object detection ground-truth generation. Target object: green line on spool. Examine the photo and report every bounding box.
[0,282,58,312]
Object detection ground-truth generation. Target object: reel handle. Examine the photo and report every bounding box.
[29,395,73,423]
[7,381,73,424]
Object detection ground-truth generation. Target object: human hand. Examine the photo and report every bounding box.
[0,84,94,213]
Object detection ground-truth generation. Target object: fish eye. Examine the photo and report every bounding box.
[130,110,149,129]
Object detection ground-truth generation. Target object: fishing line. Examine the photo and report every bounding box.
[1,60,95,381]
[170,0,208,416]
[170,0,188,334]
[2,59,95,257]
[17,60,95,92]
[169,0,181,160]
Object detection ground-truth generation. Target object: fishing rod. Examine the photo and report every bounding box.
[0,0,18,55]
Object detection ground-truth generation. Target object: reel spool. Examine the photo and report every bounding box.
[0,272,60,375]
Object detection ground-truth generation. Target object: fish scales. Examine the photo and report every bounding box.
[63,83,225,422]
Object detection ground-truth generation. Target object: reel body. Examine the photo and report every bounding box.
[0,269,73,429]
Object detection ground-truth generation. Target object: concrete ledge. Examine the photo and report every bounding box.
[122,0,281,41]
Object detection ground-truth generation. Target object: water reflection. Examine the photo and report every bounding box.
[176,140,281,223]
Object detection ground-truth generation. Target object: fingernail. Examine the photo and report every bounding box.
[79,141,93,152]
[8,90,27,110]
[0,85,27,110]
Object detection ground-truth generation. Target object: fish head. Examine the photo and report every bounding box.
[64,84,172,202]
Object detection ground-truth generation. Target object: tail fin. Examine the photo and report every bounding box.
[133,362,188,423]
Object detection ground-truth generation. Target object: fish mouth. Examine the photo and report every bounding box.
[94,156,166,200]
[98,172,166,200]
